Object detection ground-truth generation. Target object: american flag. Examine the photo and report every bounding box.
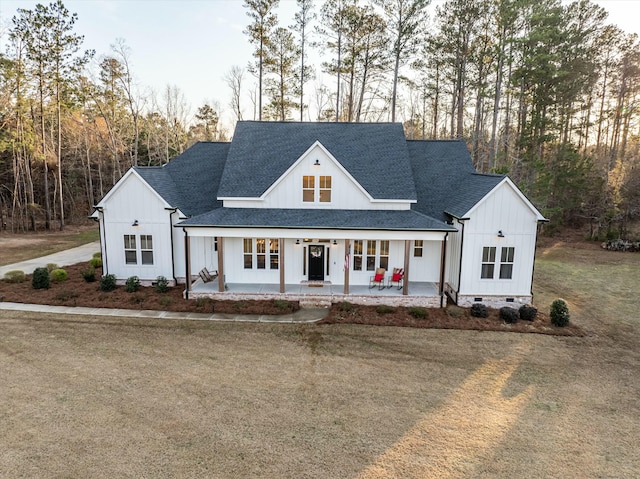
[344,244,350,271]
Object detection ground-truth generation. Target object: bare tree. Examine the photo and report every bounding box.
[224,65,245,121]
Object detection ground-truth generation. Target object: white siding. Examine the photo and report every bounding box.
[222,144,411,211]
[458,182,539,298]
[101,173,174,281]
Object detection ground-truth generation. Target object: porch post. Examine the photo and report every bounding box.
[343,239,350,295]
[279,238,285,293]
[184,229,191,299]
[403,239,410,296]
[217,236,225,292]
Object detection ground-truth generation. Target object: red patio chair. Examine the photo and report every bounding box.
[388,268,404,289]
[369,267,386,290]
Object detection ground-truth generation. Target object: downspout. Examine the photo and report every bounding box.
[166,207,178,285]
[183,227,190,299]
[439,232,449,308]
[93,206,108,276]
[455,219,466,303]
[530,221,543,304]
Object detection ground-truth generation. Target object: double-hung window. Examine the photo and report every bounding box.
[499,247,515,279]
[124,234,154,265]
[124,235,137,264]
[302,175,332,203]
[319,176,332,202]
[244,238,279,270]
[351,240,388,271]
[303,176,315,202]
[414,240,423,257]
[481,247,496,279]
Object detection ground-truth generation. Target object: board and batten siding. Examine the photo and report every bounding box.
[222,144,411,211]
[100,173,175,282]
[458,182,539,300]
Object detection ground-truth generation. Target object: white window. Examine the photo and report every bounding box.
[303,176,315,202]
[243,238,279,270]
[379,240,389,270]
[319,176,332,202]
[481,246,496,279]
[499,247,515,279]
[124,235,137,264]
[302,175,332,203]
[351,240,388,271]
[414,240,423,257]
[353,240,363,271]
[140,235,154,265]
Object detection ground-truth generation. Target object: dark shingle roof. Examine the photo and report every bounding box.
[217,121,417,200]
[134,142,229,216]
[179,208,455,231]
[407,140,504,221]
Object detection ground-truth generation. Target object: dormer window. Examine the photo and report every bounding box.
[302,175,332,203]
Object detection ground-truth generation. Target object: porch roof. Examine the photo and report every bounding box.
[177,207,456,232]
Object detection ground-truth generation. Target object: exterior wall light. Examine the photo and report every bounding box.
[132,220,139,227]
[498,230,504,237]
[313,159,320,166]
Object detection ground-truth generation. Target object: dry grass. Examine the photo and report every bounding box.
[0,225,99,266]
[0,234,639,478]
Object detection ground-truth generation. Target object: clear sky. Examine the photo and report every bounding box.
[1,0,639,128]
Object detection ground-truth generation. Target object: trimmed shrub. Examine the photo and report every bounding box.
[274,299,291,310]
[155,276,169,293]
[470,303,489,318]
[500,306,519,324]
[81,266,96,282]
[32,267,50,290]
[4,270,26,283]
[550,299,570,327]
[100,274,117,292]
[408,306,429,319]
[337,301,355,312]
[50,268,68,282]
[93,251,102,258]
[125,275,140,293]
[89,257,103,269]
[376,305,395,314]
[519,304,538,321]
[46,263,59,272]
[446,305,465,318]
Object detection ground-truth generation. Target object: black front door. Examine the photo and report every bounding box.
[308,245,324,281]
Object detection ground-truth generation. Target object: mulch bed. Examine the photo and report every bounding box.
[0,262,584,336]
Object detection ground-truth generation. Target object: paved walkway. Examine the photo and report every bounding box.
[0,241,328,323]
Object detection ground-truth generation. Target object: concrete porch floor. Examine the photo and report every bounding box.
[187,278,443,308]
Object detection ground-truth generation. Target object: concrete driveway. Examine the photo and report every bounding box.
[0,241,100,277]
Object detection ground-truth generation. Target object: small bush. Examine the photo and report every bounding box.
[470,303,489,318]
[519,304,538,321]
[159,296,173,307]
[376,305,395,314]
[32,267,50,290]
[81,266,96,282]
[155,276,169,293]
[50,268,68,282]
[93,251,102,258]
[100,274,117,292]
[46,263,59,272]
[125,275,140,293]
[195,297,211,308]
[130,295,144,306]
[500,306,519,324]
[4,270,25,283]
[274,299,291,310]
[446,305,465,318]
[408,306,429,319]
[550,299,570,327]
[89,257,102,269]
[54,290,78,302]
[337,301,355,312]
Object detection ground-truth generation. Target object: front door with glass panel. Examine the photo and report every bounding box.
[308,245,324,281]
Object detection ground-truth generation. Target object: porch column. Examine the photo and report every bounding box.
[343,239,350,295]
[217,236,225,292]
[184,229,191,299]
[279,238,285,293]
[439,233,449,307]
[403,239,410,296]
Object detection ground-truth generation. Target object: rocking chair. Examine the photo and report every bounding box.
[369,267,386,290]
[388,268,404,289]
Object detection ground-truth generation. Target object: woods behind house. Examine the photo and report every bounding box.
[0,0,638,237]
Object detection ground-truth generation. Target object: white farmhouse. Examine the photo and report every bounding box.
[92,121,545,308]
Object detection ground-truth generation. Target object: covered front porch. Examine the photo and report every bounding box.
[187,277,443,308]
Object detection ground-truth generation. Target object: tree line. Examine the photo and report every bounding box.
[0,0,639,238]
